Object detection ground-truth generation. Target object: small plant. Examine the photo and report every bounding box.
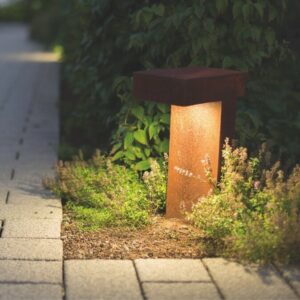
[142,155,168,213]
[45,150,167,230]
[188,139,300,263]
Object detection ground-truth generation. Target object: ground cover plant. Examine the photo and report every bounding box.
[45,150,167,230]
[189,139,300,263]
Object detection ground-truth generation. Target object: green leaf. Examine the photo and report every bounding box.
[265,30,275,47]
[144,148,151,157]
[132,147,146,159]
[268,5,277,22]
[131,105,145,121]
[232,2,242,19]
[111,151,123,162]
[159,139,169,153]
[142,116,152,127]
[154,4,165,17]
[216,0,228,14]
[145,101,156,114]
[125,150,136,160]
[242,3,252,20]
[254,3,264,19]
[135,160,151,171]
[110,142,122,154]
[160,113,170,125]
[157,103,169,113]
[134,129,148,145]
[148,123,158,140]
[124,132,134,149]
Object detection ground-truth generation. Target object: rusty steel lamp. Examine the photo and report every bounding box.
[133,67,247,218]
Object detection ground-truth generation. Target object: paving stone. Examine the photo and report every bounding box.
[8,196,61,208]
[0,238,62,260]
[0,190,8,204]
[6,187,61,207]
[65,260,143,300]
[14,165,56,181]
[0,203,62,220]
[135,259,211,282]
[0,164,16,180]
[203,258,298,300]
[2,219,61,238]
[0,261,62,283]
[143,282,221,300]
[0,220,3,235]
[0,284,63,300]
[278,265,300,296]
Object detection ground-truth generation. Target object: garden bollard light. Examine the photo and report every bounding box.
[133,67,247,218]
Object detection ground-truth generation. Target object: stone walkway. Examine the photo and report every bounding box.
[0,24,299,300]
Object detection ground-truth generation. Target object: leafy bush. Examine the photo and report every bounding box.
[107,0,292,167]
[45,150,167,230]
[188,139,300,263]
[28,0,299,167]
[236,57,300,169]
[0,0,27,22]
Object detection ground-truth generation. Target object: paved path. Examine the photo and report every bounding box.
[0,24,300,300]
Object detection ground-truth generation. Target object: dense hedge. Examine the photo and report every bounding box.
[7,0,299,169]
[0,0,28,22]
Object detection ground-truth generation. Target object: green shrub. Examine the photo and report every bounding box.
[0,0,27,22]
[188,139,300,263]
[45,150,167,230]
[29,0,299,167]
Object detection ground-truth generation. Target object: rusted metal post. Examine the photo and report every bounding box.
[133,67,247,218]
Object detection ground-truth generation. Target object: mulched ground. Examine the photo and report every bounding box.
[62,211,205,260]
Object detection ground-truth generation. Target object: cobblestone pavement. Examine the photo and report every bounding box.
[0,24,299,300]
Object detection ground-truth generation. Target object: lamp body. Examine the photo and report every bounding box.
[133,67,247,218]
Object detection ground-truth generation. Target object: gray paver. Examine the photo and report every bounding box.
[0,190,7,204]
[64,260,143,300]
[8,196,61,207]
[0,203,62,220]
[278,265,300,296]
[0,238,62,261]
[0,284,62,300]
[143,282,221,300]
[135,259,211,282]
[0,261,62,284]
[204,258,298,300]
[6,187,61,207]
[2,219,61,238]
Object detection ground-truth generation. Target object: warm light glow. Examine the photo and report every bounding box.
[0,52,60,63]
[166,101,222,218]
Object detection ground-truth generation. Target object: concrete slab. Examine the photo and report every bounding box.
[8,196,61,208]
[2,219,61,238]
[0,284,62,300]
[13,165,56,182]
[64,260,143,300]
[0,190,8,204]
[0,261,62,284]
[0,203,62,220]
[143,282,221,300]
[0,238,62,260]
[203,258,298,300]
[135,259,211,282]
[5,184,61,207]
[278,265,300,296]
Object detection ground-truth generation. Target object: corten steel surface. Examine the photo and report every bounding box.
[133,67,247,218]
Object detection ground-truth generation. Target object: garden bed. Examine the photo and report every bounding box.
[62,211,203,260]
